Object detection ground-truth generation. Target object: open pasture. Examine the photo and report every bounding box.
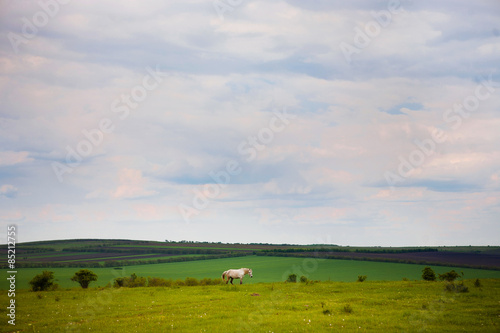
[3,256,500,290]
[2,279,499,332]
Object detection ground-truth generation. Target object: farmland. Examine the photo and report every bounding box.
[2,239,500,290]
[2,279,499,332]
[2,239,499,270]
[3,255,500,290]
[2,239,500,331]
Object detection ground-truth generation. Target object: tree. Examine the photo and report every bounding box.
[29,271,57,291]
[422,266,436,281]
[357,275,367,282]
[71,269,98,289]
[438,270,460,282]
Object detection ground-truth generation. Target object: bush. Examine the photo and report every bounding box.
[113,273,146,288]
[199,278,222,286]
[185,277,199,286]
[357,275,367,282]
[438,270,460,282]
[113,277,126,288]
[29,271,58,291]
[70,269,98,289]
[286,274,297,283]
[127,273,146,287]
[422,267,436,281]
[474,279,482,288]
[300,276,308,283]
[174,279,185,287]
[148,277,172,287]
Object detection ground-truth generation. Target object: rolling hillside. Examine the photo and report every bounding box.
[2,239,499,270]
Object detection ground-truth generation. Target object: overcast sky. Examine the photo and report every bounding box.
[1,0,499,246]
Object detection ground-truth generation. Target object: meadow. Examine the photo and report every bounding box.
[4,255,500,290]
[2,279,499,332]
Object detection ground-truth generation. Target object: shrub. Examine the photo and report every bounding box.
[300,276,308,283]
[474,279,482,288]
[127,273,146,287]
[29,271,58,292]
[357,275,367,282]
[422,267,436,281]
[70,269,98,289]
[174,279,185,287]
[113,273,146,288]
[113,277,126,288]
[438,270,460,282]
[199,278,222,286]
[148,277,172,287]
[286,274,297,283]
[185,277,199,286]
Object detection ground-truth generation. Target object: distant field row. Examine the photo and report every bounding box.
[2,239,499,270]
[3,256,500,290]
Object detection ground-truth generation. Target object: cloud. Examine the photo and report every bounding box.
[0,151,33,166]
[0,184,18,198]
[0,0,499,245]
[111,168,158,199]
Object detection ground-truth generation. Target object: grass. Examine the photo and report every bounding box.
[4,256,500,290]
[1,279,499,332]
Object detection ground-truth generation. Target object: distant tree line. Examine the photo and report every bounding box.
[10,247,57,254]
[260,247,438,254]
[60,247,246,255]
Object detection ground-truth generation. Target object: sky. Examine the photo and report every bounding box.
[0,0,499,246]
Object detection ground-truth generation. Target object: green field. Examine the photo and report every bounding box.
[2,279,499,332]
[4,256,500,290]
[7,239,499,273]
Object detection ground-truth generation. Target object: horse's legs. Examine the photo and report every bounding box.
[230,278,234,285]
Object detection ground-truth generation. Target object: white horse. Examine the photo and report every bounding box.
[221,268,253,285]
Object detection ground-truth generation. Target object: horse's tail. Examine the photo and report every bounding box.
[221,271,227,282]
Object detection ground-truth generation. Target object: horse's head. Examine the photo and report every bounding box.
[248,269,253,278]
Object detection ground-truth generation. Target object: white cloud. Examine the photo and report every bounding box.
[111,168,158,199]
[0,151,33,166]
[0,184,18,198]
[0,0,499,245]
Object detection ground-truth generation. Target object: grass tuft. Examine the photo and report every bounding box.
[342,304,353,313]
